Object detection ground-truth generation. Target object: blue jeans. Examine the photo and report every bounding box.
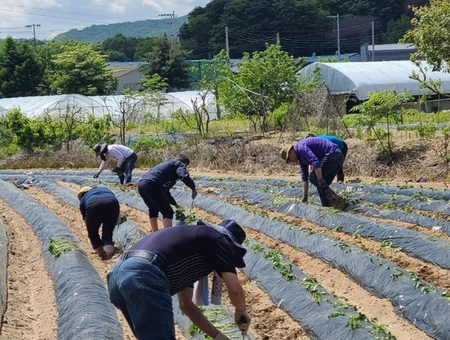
[309,149,344,206]
[107,257,174,340]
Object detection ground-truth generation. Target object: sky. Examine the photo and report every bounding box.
[0,0,211,40]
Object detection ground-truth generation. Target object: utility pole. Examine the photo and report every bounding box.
[25,23,41,52]
[159,11,176,42]
[371,21,375,61]
[225,26,230,58]
[326,14,340,60]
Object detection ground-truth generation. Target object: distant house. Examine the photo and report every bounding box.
[360,43,416,62]
[109,62,147,94]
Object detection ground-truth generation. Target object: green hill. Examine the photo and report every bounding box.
[52,16,188,43]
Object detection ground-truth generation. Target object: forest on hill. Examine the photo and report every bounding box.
[51,0,430,59]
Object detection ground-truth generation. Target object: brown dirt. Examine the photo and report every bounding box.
[0,132,448,339]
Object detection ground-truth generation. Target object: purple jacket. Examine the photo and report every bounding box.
[293,137,337,182]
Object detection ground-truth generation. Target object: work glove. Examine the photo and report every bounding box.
[301,195,308,203]
[213,331,231,340]
[234,310,251,334]
[318,178,329,189]
[191,189,198,200]
[93,173,99,179]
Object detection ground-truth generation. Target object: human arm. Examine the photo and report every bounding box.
[177,287,225,338]
[165,191,178,207]
[221,272,250,333]
[302,181,309,202]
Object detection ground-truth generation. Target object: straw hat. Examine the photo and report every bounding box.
[77,186,93,200]
[280,145,293,163]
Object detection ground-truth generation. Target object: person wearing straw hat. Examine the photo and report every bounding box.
[78,186,120,260]
[93,143,138,185]
[137,154,198,232]
[280,136,344,207]
[107,219,251,340]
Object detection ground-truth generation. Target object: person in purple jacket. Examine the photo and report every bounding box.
[280,137,344,206]
[307,133,348,183]
[137,155,198,231]
[78,186,120,260]
[107,219,251,340]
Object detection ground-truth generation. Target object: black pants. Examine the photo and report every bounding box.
[119,153,138,184]
[336,142,348,182]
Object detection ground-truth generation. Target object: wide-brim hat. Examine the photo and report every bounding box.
[77,186,93,200]
[94,143,108,156]
[215,220,247,268]
[280,145,293,163]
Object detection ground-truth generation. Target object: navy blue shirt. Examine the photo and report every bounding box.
[140,160,196,191]
[79,186,117,217]
[130,225,237,295]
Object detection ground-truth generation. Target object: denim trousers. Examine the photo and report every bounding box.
[107,257,174,340]
[308,149,344,206]
[119,153,138,184]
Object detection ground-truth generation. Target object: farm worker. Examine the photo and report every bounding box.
[280,136,344,207]
[107,219,251,340]
[78,186,120,260]
[93,143,138,185]
[137,155,198,232]
[307,133,348,183]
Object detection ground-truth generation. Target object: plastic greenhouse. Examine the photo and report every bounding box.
[298,60,450,101]
[0,91,218,121]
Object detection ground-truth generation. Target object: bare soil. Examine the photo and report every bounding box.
[0,132,448,339]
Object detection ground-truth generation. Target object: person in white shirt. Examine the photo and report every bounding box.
[93,143,138,184]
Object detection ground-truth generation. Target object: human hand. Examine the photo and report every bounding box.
[234,309,251,334]
[213,331,231,340]
[301,195,308,203]
[93,173,99,179]
[318,178,329,189]
[192,189,198,200]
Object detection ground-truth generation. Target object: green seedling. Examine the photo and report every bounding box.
[48,238,77,258]
[300,276,325,302]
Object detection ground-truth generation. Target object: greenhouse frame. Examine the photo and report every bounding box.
[0,91,218,121]
[298,60,450,112]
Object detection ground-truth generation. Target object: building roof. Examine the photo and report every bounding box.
[298,60,450,100]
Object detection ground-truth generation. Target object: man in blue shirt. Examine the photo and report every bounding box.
[137,155,198,231]
[280,137,344,207]
[78,186,120,260]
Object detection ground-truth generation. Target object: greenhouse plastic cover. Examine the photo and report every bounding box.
[297,60,450,100]
[0,91,218,120]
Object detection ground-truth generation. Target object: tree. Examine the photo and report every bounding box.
[382,14,412,44]
[102,34,137,61]
[218,44,305,132]
[143,34,190,89]
[0,37,43,98]
[46,41,118,95]
[401,0,450,72]
[194,50,231,120]
[350,90,413,164]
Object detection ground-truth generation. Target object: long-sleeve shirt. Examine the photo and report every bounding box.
[79,186,117,218]
[293,137,337,182]
[140,159,196,192]
[318,134,344,150]
[98,144,134,173]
